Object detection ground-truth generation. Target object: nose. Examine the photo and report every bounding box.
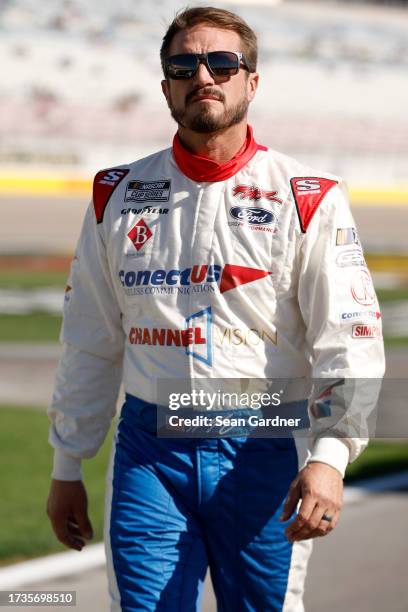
[192,60,215,86]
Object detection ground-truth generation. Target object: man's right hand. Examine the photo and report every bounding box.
[46,479,94,551]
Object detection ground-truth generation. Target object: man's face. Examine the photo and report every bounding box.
[161,26,259,133]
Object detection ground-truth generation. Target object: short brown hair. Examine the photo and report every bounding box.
[160,6,258,74]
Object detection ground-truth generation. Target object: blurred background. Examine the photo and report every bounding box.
[0,0,407,610]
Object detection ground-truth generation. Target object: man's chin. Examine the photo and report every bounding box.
[186,121,223,134]
[170,103,248,133]
[184,110,223,133]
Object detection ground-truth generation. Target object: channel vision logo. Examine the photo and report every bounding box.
[128,307,213,365]
[128,307,277,367]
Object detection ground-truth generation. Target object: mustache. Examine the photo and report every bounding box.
[186,87,225,104]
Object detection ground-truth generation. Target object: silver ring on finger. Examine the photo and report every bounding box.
[321,513,333,522]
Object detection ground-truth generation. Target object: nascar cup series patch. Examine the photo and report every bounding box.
[125,180,171,203]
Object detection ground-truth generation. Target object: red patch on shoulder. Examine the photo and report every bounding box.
[93,168,129,223]
[290,177,338,233]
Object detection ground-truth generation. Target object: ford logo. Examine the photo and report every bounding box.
[229,206,275,226]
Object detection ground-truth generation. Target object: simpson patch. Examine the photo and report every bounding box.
[93,168,130,223]
[290,177,338,232]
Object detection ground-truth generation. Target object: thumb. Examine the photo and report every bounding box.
[280,479,301,521]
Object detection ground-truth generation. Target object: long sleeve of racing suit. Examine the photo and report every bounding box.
[298,181,385,476]
[48,204,125,480]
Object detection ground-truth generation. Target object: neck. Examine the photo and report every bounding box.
[177,121,248,163]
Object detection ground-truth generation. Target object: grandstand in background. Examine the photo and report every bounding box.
[1,0,407,182]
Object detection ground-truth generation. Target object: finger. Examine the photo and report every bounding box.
[285,494,317,537]
[318,508,339,533]
[67,521,83,538]
[74,509,93,540]
[280,480,301,521]
[312,525,333,538]
[50,512,85,550]
[307,504,330,533]
[329,513,339,530]
[71,494,94,540]
[54,523,85,551]
[296,524,334,540]
[290,509,338,541]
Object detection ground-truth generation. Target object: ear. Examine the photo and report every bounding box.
[247,72,259,102]
[161,79,170,105]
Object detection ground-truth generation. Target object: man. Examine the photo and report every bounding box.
[47,7,385,611]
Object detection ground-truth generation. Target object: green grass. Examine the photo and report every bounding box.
[384,336,408,348]
[0,313,62,343]
[0,406,113,566]
[0,269,65,342]
[0,270,67,290]
[345,440,408,482]
[376,288,408,303]
[1,405,408,565]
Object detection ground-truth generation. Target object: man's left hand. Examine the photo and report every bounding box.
[279,462,343,542]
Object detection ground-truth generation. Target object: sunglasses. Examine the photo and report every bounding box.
[164,51,249,80]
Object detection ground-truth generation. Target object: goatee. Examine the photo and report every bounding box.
[170,96,249,134]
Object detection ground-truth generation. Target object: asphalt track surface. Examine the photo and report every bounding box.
[1,195,408,255]
[10,489,408,612]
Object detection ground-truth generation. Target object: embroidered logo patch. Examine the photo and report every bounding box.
[127,219,153,251]
[125,180,171,203]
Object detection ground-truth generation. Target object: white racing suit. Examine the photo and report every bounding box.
[49,127,385,611]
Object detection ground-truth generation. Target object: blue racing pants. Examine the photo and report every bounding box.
[105,395,311,611]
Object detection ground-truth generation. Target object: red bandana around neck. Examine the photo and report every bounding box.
[172,125,267,183]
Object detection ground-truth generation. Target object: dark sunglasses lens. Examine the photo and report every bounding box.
[208,52,239,76]
[167,54,198,78]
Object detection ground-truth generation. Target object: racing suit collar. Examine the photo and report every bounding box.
[172,125,266,182]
